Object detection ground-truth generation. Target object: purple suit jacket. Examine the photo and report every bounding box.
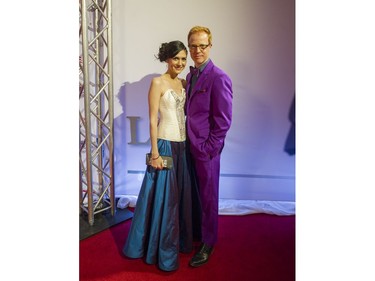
[186,60,233,161]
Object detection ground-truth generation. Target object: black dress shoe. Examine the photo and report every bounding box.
[189,243,214,267]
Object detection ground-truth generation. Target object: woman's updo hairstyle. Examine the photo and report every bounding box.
[156,40,187,62]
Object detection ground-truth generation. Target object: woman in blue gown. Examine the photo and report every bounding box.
[123,41,193,271]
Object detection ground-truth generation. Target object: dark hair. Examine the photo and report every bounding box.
[156,40,187,62]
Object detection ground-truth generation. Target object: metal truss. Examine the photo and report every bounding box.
[79,0,114,225]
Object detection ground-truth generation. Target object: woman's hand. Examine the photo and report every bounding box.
[151,155,164,170]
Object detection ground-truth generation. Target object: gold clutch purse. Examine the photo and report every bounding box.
[145,153,173,169]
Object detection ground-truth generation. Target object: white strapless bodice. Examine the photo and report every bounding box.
[157,89,186,142]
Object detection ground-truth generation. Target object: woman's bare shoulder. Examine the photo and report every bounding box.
[151,76,163,85]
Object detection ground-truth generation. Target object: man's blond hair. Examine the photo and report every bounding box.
[187,26,212,45]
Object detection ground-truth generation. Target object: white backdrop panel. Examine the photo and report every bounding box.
[112,0,295,201]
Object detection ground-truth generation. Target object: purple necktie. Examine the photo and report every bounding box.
[190,66,199,77]
[189,66,199,96]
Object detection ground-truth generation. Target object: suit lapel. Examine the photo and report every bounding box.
[189,61,214,98]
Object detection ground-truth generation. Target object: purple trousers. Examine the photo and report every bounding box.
[193,154,221,246]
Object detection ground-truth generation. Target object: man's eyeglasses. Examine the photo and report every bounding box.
[188,44,211,51]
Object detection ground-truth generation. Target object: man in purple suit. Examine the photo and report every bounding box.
[185,26,233,267]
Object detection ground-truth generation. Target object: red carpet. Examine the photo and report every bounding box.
[80,212,295,281]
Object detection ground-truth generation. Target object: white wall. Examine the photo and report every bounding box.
[111,0,295,201]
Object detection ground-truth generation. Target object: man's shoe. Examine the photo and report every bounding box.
[189,243,214,267]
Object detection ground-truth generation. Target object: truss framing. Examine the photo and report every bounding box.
[79,0,114,226]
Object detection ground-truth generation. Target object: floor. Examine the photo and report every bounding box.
[79,207,133,240]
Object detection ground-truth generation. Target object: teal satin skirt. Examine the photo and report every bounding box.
[123,139,193,271]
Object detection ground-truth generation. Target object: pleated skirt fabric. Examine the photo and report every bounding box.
[123,139,193,271]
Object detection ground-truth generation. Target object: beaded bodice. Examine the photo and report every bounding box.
[157,89,186,142]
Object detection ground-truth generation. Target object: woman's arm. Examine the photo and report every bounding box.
[148,77,164,169]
